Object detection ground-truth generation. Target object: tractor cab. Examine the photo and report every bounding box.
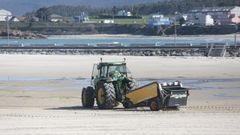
[91,61,134,102]
[91,62,128,85]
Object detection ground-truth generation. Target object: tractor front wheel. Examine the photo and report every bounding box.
[149,98,161,111]
[82,87,95,108]
[96,82,117,109]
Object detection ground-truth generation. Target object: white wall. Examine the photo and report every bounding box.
[205,15,214,26]
[230,7,240,24]
[0,9,12,21]
[187,13,213,26]
[187,6,240,25]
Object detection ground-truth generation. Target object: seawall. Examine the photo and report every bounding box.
[0,45,239,57]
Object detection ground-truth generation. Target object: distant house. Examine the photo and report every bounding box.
[100,19,114,24]
[0,9,12,21]
[117,10,132,17]
[72,12,89,23]
[31,16,40,22]
[148,14,171,27]
[49,14,63,22]
[187,6,240,25]
[17,16,27,22]
[10,16,20,22]
[188,13,214,26]
[175,14,188,22]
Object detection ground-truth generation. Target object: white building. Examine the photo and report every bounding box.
[117,10,132,17]
[100,19,114,24]
[204,15,214,25]
[188,13,214,26]
[0,9,12,21]
[10,16,20,22]
[148,14,171,27]
[49,14,63,22]
[72,12,89,23]
[187,6,240,25]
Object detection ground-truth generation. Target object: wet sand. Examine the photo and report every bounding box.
[0,55,240,134]
[0,55,240,79]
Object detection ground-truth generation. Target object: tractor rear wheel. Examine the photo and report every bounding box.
[149,98,161,111]
[96,82,117,109]
[82,87,95,108]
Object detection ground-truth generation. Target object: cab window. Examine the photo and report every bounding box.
[100,66,108,78]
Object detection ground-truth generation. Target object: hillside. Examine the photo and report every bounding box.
[0,0,161,16]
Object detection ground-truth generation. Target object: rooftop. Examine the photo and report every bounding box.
[50,14,63,18]
[189,6,239,13]
[0,9,12,15]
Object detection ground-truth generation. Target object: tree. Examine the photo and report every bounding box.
[35,7,51,22]
[131,6,138,16]
[112,6,117,16]
[32,0,239,18]
[179,17,186,26]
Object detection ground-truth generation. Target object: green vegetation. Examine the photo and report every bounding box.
[1,0,239,36]
[18,0,237,28]
[35,7,51,22]
[23,0,239,26]
[90,17,148,25]
[29,0,239,18]
[130,0,240,15]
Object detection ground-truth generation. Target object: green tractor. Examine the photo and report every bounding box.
[82,59,135,109]
[82,59,189,111]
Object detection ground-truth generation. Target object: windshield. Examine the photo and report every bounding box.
[108,65,127,74]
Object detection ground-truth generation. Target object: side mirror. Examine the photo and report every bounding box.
[91,76,94,80]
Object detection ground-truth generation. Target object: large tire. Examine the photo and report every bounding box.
[82,86,95,108]
[96,82,117,109]
[149,98,161,111]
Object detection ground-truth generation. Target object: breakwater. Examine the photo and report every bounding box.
[0,44,239,57]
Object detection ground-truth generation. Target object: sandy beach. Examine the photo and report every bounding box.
[0,54,240,79]
[0,55,240,134]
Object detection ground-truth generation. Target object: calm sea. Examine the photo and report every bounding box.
[0,35,238,46]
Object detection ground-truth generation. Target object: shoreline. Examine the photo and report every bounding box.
[1,33,239,39]
[0,55,240,79]
[47,33,240,39]
[1,44,240,57]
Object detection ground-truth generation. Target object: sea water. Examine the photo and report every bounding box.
[0,34,238,46]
